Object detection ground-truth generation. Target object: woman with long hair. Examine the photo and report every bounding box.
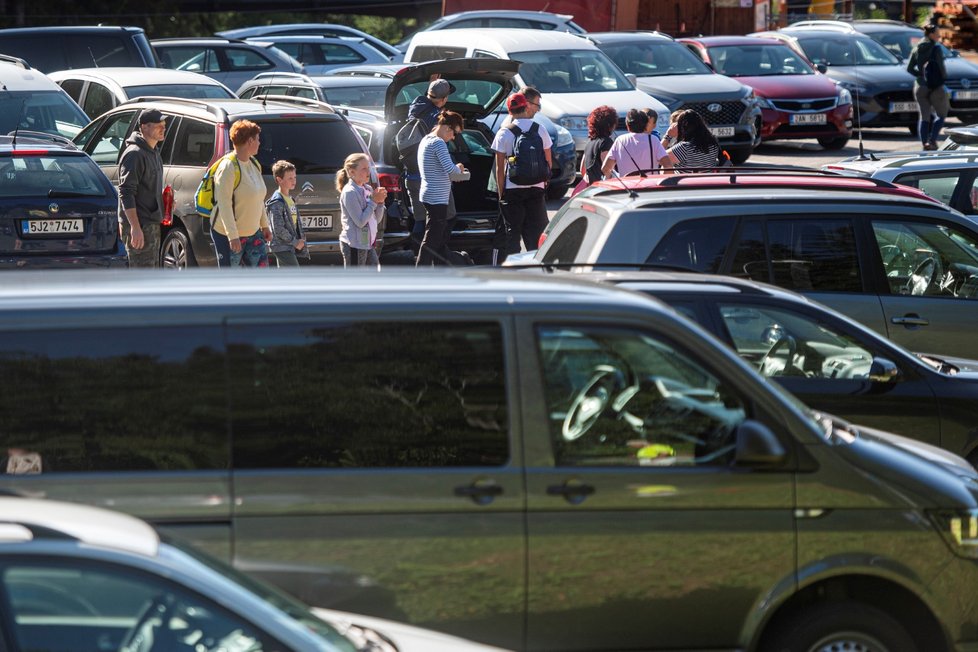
[337,152,386,268]
[662,109,721,172]
[580,105,617,186]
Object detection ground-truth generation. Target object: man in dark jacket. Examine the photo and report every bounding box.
[907,24,948,150]
[405,78,456,249]
[118,108,166,267]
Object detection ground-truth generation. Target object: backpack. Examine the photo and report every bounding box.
[194,153,261,218]
[506,122,550,185]
[395,117,427,174]
[923,43,944,90]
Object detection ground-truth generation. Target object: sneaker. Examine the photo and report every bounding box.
[923,142,938,151]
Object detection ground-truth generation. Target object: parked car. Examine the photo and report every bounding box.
[680,35,854,150]
[238,72,391,109]
[583,269,978,463]
[242,35,390,78]
[325,63,407,79]
[823,149,978,215]
[796,19,978,121]
[751,25,919,134]
[940,124,978,150]
[0,496,508,652]
[586,31,761,163]
[72,97,382,267]
[0,134,126,268]
[404,29,671,159]
[532,171,978,359]
[152,37,303,95]
[217,23,401,62]
[49,67,236,120]
[0,55,90,140]
[395,9,585,53]
[0,269,978,652]
[0,25,156,73]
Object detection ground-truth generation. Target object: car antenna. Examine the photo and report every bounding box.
[847,38,877,161]
[608,169,639,199]
[10,98,26,148]
[88,47,98,68]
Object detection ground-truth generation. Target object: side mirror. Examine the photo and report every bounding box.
[734,420,787,467]
[625,73,638,86]
[815,63,828,74]
[868,357,900,384]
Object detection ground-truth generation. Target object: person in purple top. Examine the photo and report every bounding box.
[601,108,673,178]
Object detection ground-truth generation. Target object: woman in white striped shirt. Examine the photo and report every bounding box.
[662,109,721,173]
[416,110,466,266]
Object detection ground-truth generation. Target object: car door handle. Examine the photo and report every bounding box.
[891,314,929,327]
[546,482,596,505]
[454,481,503,505]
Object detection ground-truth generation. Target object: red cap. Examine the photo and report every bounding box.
[507,92,528,113]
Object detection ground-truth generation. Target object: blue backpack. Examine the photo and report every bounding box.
[506,122,550,185]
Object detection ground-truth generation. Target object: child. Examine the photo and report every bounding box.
[337,152,386,268]
[266,160,307,267]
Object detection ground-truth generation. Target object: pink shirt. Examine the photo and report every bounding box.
[606,133,668,176]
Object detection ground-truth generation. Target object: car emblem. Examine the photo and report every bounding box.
[964,79,972,89]
[48,203,59,214]
[707,103,722,113]
[301,181,315,193]
[801,103,811,109]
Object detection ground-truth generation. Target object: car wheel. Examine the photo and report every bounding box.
[764,602,916,652]
[546,183,569,200]
[908,123,919,137]
[727,146,752,165]
[161,228,197,269]
[817,135,850,150]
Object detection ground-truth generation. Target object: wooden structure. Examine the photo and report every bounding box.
[935,1,978,50]
[635,0,755,36]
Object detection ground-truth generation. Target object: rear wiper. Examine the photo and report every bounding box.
[47,190,101,198]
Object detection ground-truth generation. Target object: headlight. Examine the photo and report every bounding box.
[656,95,682,112]
[557,115,588,132]
[838,87,852,106]
[837,80,868,95]
[657,112,669,132]
[929,509,978,559]
[554,124,575,148]
[755,95,774,109]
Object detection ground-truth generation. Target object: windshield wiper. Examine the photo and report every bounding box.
[47,190,101,198]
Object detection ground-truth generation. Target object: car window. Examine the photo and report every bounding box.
[0,34,67,72]
[797,36,899,66]
[1,562,280,652]
[893,171,962,209]
[0,91,90,140]
[473,49,500,59]
[0,326,228,472]
[873,30,919,60]
[647,216,737,272]
[161,47,220,73]
[292,86,318,99]
[124,83,234,100]
[717,302,875,380]
[223,47,274,71]
[487,18,535,28]
[536,325,747,468]
[243,84,287,98]
[82,82,115,119]
[227,321,509,468]
[320,86,385,108]
[169,118,216,168]
[252,118,363,172]
[410,45,468,61]
[85,111,137,166]
[708,43,814,76]
[602,40,712,77]
[0,154,108,198]
[66,34,135,67]
[541,216,588,264]
[767,219,861,292]
[448,18,482,28]
[514,49,633,93]
[872,219,978,298]
[309,42,367,65]
[58,79,84,102]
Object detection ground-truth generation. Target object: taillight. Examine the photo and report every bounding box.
[538,232,548,248]
[11,150,46,156]
[161,185,174,226]
[378,172,401,193]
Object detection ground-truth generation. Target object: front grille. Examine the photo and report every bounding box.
[946,78,978,90]
[874,90,914,105]
[770,97,837,112]
[684,101,746,126]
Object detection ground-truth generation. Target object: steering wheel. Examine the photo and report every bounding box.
[562,365,629,441]
[879,244,909,273]
[119,595,173,652]
[905,256,937,296]
[759,335,798,377]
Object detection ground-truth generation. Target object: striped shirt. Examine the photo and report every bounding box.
[417,134,457,205]
[668,141,720,172]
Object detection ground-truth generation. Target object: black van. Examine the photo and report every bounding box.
[0,26,157,73]
[0,269,977,652]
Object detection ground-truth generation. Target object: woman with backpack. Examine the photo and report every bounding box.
[601,108,673,178]
[662,110,722,172]
[907,24,948,150]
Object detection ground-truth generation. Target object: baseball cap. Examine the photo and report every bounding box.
[138,108,166,125]
[506,92,528,113]
[427,79,456,99]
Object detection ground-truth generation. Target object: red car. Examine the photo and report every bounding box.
[680,36,853,150]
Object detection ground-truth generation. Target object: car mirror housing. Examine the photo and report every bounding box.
[816,63,828,74]
[734,420,787,468]
[869,357,900,384]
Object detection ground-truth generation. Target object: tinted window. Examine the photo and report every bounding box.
[797,36,899,66]
[252,118,363,172]
[82,82,115,119]
[410,45,468,62]
[66,35,137,67]
[169,118,216,167]
[541,215,588,264]
[708,44,814,76]
[0,91,90,139]
[513,49,632,93]
[58,79,84,102]
[0,154,108,198]
[647,216,736,272]
[602,40,712,76]
[893,171,961,208]
[223,47,273,71]
[0,34,66,71]
[160,47,220,73]
[768,219,860,292]
[228,321,509,468]
[124,83,233,99]
[0,326,227,472]
[872,219,978,298]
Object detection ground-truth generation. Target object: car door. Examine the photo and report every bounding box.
[520,317,794,651]
[76,109,139,182]
[80,81,117,120]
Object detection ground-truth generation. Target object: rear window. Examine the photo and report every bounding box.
[0,154,109,198]
[648,217,736,272]
[252,118,364,173]
[0,91,89,139]
[124,83,234,99]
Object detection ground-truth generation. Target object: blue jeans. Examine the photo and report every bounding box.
[212,229,268,268]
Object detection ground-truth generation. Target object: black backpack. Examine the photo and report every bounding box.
[506,122,550,185]
[923,44,944,90]
[395,117,427,174]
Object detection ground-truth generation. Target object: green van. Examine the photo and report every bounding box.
[0,269,976,652]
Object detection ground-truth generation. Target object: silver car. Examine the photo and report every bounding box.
[152,37,304,94]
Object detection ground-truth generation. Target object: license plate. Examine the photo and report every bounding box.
[301,215,332,230]
[889,101,919,113]
[21,219,83,235]
[953,90,978,100]
[790,113,827,125]
[709,127,735,137]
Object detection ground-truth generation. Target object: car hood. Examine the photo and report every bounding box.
[386,58,520,121]
[635,72,747,102]
[738,73,841,99]
[946,57,978,80]
[536,87,669,122]
[312,608,512,652]
[823,64,915,89]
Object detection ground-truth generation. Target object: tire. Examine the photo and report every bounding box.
[763,602,917,652]
[908,123,919,137]
[546,183,570,200]
[727,146,752,165]
[160,228,197,269]
[817,135,850,150]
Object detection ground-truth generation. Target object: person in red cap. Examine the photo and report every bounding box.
[491,89,552,265]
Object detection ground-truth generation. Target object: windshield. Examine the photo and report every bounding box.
[869,29,922,60]
[125,83,234,99]
[513,49,633,93]
[253,118,363,173]
[0,153,110,198]
[797,36,900,66]
[0,90,89,139]
[601,40,712,76]
[392,78,507,114]
[709,44,815,76]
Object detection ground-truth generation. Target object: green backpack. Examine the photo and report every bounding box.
[194,152,261,218]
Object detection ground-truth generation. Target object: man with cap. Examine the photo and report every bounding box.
[491,91,552,265]
[117,108,166,267]
[405,77,457,250]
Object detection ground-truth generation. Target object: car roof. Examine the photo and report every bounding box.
[244,34,367,44]
[326,63,405,77]
[409,28,593,51]
[775,26,877,41]
[439,9,575,21]
[0,497,158,557]
[564,269,799,298]
[115,97,340,122]
[151,37,272,47]
[241,73,391,90]
[0,25,145,35]
[583,31,674,44]
[824,150,978,175]
[851,19,920,33]
[48,67,227,87]
[681,35,784,47]
[0,61,62,91]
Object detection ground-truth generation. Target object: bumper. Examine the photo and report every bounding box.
[0,253,129,269]
[760,104,853,141]
[856,93,919,128]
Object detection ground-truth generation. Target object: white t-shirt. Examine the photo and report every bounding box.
[491,118,554,190]
[607,132,667,177]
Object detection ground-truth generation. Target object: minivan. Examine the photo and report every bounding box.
[404,29,671,158]
[0,26,157,73]
[1,269,978,652]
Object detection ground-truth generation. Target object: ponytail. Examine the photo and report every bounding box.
[336,152,369,192]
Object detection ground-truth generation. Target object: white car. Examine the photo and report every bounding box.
[396,9,585,52]
[0,497,510,652]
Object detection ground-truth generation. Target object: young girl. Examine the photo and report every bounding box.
[337,153,386,268]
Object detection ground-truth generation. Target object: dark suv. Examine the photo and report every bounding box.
[73,97,381,267]
[0,26,157,73]
[0,135,126,268]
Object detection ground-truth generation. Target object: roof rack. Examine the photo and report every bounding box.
[251,94,337,115]
[250,71,314,83]
[120,96,228,121]
[2,131,77,148]
[853,18,917,28]
[645,168,904,190]
[787,20,857,33]
[0,54,29,70]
